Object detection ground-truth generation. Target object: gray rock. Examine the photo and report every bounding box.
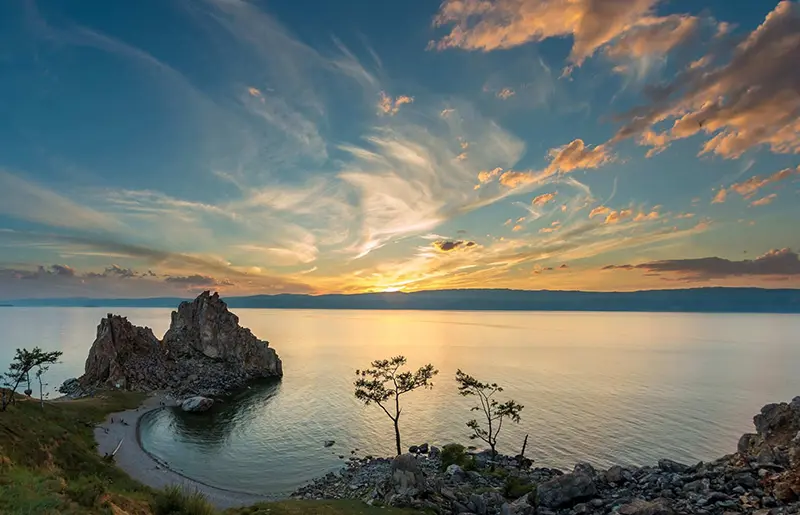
[574,462,597,477]
[470,493,487,515]
[324,440,335,448]
[429,446,441,458]
[408,445,419,454]
[605,465,625,484]
[617,498,675,515]
[418,443,429,454]
[658,459,689,473]
[180,396,214,412]
[391,454,422,495]
[536,472,597,509]
[446,464,466,481]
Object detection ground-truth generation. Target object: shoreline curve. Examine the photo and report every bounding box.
[94,392,275,509]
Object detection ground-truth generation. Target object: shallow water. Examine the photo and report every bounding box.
[2,308,799,496]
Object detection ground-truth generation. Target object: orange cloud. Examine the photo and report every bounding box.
[431,0,661,65]
[247,87,262,97]
[605,209,633,224]
[750,193,778,206]
[378,91,414,116]
[547,139,614,173]
[605,14,699,60]
[633,210,660,222]
[589,206,611,218]
[512,224,524,232]
[614,1,800,158]
[730,166,798,198]
[497,88,515,100]
[676,213,695,219]
[477,167,503,184]
[712,188,728,204]
[532,192,557,206]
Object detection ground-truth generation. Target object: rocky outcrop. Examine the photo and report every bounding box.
[77,291,282,397]
[181,396,214,412]
[293,397,800,515]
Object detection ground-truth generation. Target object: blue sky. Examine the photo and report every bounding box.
[0,0,798,298]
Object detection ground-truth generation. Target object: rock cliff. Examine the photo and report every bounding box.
[74,291,282,396]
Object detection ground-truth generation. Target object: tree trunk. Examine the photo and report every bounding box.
[38,373,44,409]
[394,418,402,455]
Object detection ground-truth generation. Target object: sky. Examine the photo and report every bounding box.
[0,0,799,299]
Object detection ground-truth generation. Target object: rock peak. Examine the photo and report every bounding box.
[77,292,282,396]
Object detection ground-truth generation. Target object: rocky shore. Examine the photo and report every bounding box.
[59,291,282,401]
[291,397,800,515]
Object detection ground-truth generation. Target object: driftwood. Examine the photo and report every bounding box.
[104,437,124,461]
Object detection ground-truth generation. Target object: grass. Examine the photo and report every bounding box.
[0,389,422,515]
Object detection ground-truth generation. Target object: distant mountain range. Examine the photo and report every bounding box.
[5,287,800,313]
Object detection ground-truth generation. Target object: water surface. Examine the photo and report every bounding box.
[2,308,798,496]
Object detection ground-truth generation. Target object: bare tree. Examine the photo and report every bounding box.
[355,356,438,455]
[1,347,62,411]
[455,369,523,463]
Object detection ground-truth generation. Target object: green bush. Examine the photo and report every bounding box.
[503,476,535,499]
[65,475,108,507]
[152,485,217,515]
[440,443,469,471]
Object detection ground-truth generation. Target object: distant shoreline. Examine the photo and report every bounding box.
[5,287,800,313]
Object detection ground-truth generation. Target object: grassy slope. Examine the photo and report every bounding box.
[0,390,417,515]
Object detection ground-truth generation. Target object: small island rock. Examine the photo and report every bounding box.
[181,396,214,412]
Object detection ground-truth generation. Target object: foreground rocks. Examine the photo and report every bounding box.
[63,291,282,398]
[293,398,800,515]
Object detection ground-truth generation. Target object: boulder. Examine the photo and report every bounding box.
[535,472,597,509]
[324,440,335,448]
[618,498,675,515]
[446,464,466,482]
[77,291,282,396]
[657,459,689,473]
[605,465,625,484]
[418,443,429,454]
[181,396,214,412]
[391,454,423,495]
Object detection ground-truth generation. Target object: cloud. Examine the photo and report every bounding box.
[247,87,262,97]
[432,240,477,252]
[605,14,699,60]
[730,166,798,198]
[605,209,633,224]
[610,248,800,279]
[440,108,455,117]
[589,206,611,218]
[539,221,561,234]
[0,169,120,232]
[497,88,515,100]
[750,193,778,207]
[532,192,557,206]
[712,188,728,204]
[164,274,230,287]
[633,210,660,222]
[614,1,800,158]
[477,167,504,184]
[548,139,614,173]
[431,0,662,65]
[559,263,569,269]
[675,213,695,219]
[50,264,76,277]
[104,264,137,278]
[512,224,524,232]
[378,91,414,116]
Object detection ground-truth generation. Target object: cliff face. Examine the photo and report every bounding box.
[77,291,282,396]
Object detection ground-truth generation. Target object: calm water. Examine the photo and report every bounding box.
[2,308,799,496]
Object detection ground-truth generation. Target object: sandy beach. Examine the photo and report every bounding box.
[93,392,272,509]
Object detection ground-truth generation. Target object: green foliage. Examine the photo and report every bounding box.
[354,356,438,455]
[0,466,64,514]
[503,476,535,499]
[440,443,469,470]
[65,475,108,508]
[2,347,63,411]
[152,485,216,515]
[455,369,523,460]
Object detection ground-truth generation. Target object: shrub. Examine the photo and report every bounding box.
[503,475,535,499]
[440,443,469,470]
[152,485,217,515]
[65,475,108,507]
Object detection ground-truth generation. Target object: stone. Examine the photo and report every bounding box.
[324,440,335,448]
[617,499,675,515]
[658,459,689,473]
[446,464,466,481]
[408,445,419,454]
[605,465,625,484]
[469,493,487,515]
[180,396,214,412]
[418,443,429,454]
[536,472,597,509]
[574,462,596,477]
[391,454,423,495]
[77,292,282,396]
[773,480,797,503]
[429,446,441,458]
[573,502,591,514]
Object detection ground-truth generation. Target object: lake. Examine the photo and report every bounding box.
[2,308,799,497]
